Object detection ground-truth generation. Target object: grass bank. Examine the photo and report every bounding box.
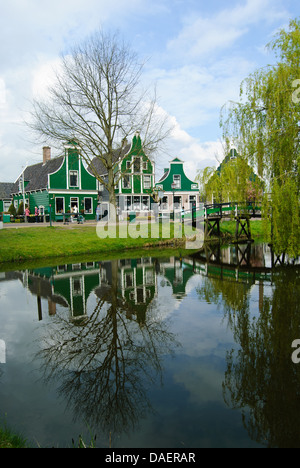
[0,219,265,267]
[0,423,28,449]
[0,222,190,266]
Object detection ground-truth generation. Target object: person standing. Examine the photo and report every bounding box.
[96,204,101,222]
[72,205,78,220]
[25,206,30,223]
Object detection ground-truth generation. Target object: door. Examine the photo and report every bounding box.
[70,198,79,213]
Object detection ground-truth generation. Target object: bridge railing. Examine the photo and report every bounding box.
[203,202,262,219]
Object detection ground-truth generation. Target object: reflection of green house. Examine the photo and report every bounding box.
[118,258,157,324]
[28,262,102,321]
[11,142,99,221]
[159,258,195,300]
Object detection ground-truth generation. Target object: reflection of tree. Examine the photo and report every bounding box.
[36,260,179,440]
[220,269,300,448]
[197,275,251,334]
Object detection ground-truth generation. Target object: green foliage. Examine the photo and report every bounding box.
[220,18,300,257]
[7,203,16,216]
[0,420,28,448]
[197,153,263,204]
[17,201,24,216]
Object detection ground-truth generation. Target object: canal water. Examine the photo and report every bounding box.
[0,243,299,448]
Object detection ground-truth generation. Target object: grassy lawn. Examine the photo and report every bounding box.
[220,219,266,239]
[0,222,188,265]
[0,219,265,266]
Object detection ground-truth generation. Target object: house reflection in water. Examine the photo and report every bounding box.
[7,256,198,323]
[6,260,154,323]
[4,243,280,323]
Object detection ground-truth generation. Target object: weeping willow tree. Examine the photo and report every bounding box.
[220,19,300,258]
[197,151,263,204]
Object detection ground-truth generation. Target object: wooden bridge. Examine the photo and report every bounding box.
[185,202,262,242]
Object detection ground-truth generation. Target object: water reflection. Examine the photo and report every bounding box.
[31,259,180,437]
[195,244,300,448]
[1,242,299,447]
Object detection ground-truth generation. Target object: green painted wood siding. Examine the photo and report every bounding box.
[156,159,198,192]
[49,147,97,191]
[119,134,154,195]
[29,191,50,211]
[49,158,67,189]
[80,159,97,190]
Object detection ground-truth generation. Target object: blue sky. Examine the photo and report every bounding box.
[0,0,299,181]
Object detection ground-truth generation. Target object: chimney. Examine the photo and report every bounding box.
[43,146,51,164]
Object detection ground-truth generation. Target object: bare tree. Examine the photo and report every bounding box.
[29,30,172,214]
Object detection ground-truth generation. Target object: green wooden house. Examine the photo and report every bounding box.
[155,158,199,212]
[90,132,155,218]
[11,142,98,221]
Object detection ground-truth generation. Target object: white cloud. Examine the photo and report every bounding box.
[154,113,223,180]
[167,0,288,60]
[31,57,63,99]
[0,79,6,108]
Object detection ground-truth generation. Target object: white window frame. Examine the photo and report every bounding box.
[161,196,169,211]
[133,157,141,173]
[123,175,131,189]
[133,196,141,210]
[98,181,105,191]
[173,174,181,189]
[142,196,150,210]
[3,201,11,212]
[84,197,93,214]
[70,197,79,212]
[69,170,78,187]
[143,175,151,189]
[55,197,65,214]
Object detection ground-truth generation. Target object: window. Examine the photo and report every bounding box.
[125,273,133,288]
[72,278,83,296]
[69,170,78,187]
[133,157,141,172]
[126,160,132,170]
[161,196,168,211]
[133,196,141,210]
[55,197,64,214]
[142,161,148,170]
[39,206,45,216]
[3,201,11,212]
[144,175,151,189]
[84,198,92,214]
[142,196,150,210]
[174,196,181,209]
[173,175,181,189]
[123,175,131,189]
[126,196,132,211]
